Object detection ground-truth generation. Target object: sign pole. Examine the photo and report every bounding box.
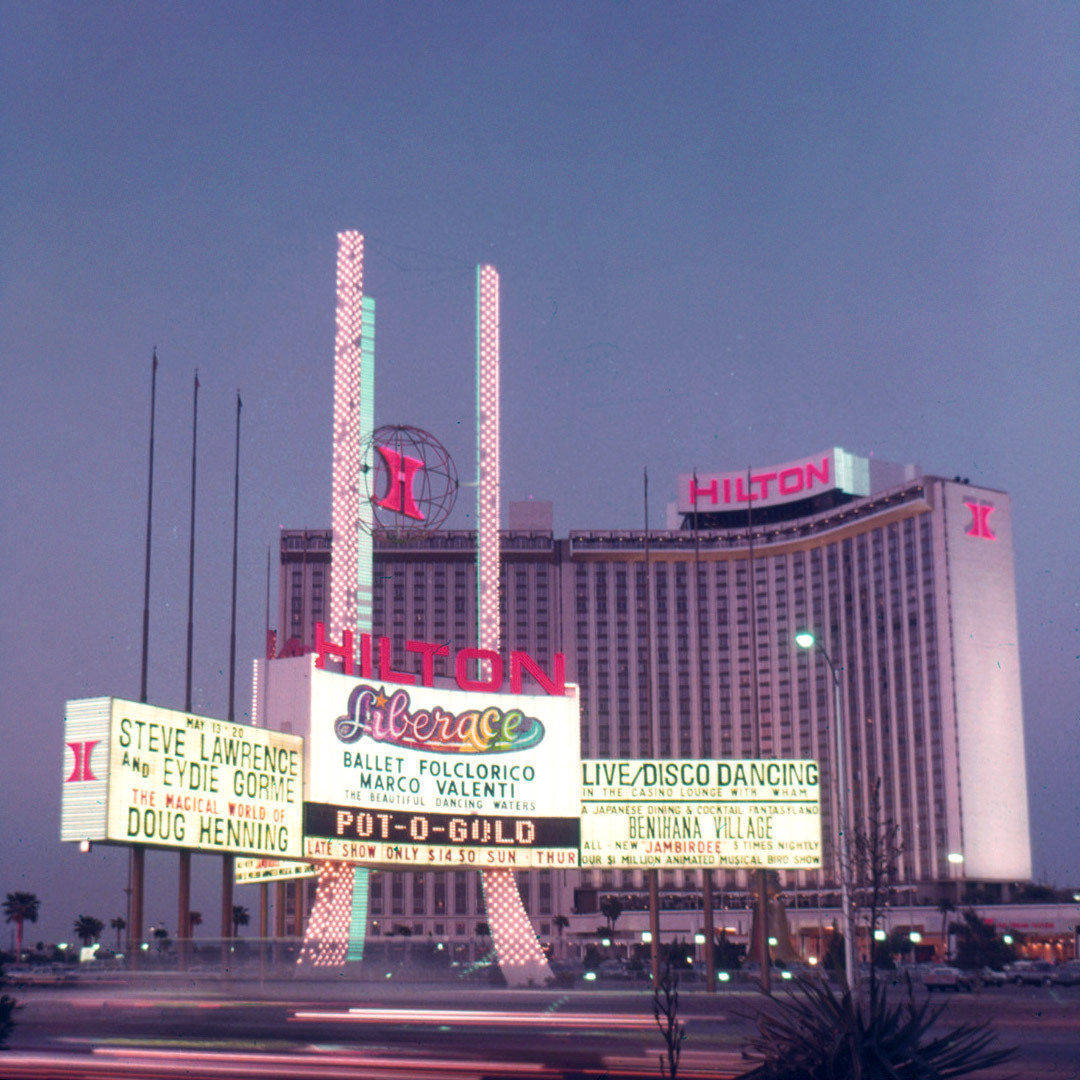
[694,468,717,992]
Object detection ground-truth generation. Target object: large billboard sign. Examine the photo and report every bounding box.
[61,698,304,859]
[259,656,581,869]
[678,447,870,514]
[580,759,821,870]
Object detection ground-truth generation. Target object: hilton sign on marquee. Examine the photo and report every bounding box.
[61,698,304,858]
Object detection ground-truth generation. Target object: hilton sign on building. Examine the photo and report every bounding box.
[277,447,1031,943]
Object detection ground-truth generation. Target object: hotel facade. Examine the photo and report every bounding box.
[276,449,1031,953]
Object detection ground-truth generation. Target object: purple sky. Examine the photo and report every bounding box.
[2,3,1077,944]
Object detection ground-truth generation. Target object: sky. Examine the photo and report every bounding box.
[2,2,1078,945]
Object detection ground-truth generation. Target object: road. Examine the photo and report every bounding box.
[2,975,1078,1079]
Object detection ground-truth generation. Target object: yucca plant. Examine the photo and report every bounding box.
[738,976,1014,1080]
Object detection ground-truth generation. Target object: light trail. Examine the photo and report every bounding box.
[291,1006,657,1029]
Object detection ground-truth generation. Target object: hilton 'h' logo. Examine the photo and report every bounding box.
[964,501,996,541]
[66,740,100,782]
[373,444,426,521]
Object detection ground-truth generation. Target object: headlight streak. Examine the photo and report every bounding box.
[289,1006,656,1029]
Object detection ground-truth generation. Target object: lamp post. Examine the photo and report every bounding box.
[795,630,857,992]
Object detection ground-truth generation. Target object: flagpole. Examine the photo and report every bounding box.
[694,468,717,992]
[228,391,242,723]
[132,348,157,963]
[185,370,199,713]
[179,369,198,970]
[644,467,660,986]
[748,464,771,994]
[140,349,157,705]
[223,391,241,962]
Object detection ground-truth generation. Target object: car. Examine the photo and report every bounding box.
[977,966,1008,987]
[1051,961,1080,986]
[922,965,975,991]
[1007,960,1057,986]
[596,958,635,980]
[2,964,77,988]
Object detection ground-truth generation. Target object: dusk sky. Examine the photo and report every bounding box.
[2,2,1077,944]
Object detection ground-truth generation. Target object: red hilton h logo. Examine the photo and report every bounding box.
[964,501,996,540]
[373,444,426,521]
[66,740,100,782]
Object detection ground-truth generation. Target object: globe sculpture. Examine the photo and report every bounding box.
[360,425,458,540]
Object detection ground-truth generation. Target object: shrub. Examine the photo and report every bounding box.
[0,994,14,1047]
[738,976,1014,1080]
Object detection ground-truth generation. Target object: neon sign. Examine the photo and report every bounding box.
[373,443,426,520]
[334,684,545,754]
[678,448,870,513]
[965,501,996,540]
[313,622,567,696]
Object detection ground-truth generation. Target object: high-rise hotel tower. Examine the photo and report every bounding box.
[277,448,1031,942]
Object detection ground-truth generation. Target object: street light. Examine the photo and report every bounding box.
[796,629,857,991]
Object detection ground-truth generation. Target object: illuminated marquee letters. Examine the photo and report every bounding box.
[688,455,831,506]
[964,502,996,540]
[312,622,566,696]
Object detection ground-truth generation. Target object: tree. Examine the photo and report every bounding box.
[232,905,250,937]
[887,928,914,962]
[552,914,569,959]
[713,929,745,971]
[852,779,902,995]
[188,911,202,937]
[110,916,126,951]
[937,898,956,961]
[600,894,624,934]
[653,958,686,1079]
[4,893,40,960]
[952,909,1015,972]
[73,915,105,947]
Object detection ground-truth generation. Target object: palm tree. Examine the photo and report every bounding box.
[188,911,202,937]
[110,916,126,951]
[73,915,105,947]
[553,914,570,959]
[232,905,250,937]
[475,921,491,961]
[938,898,957,961]
[3,892,40,960]
[600,894,624,935]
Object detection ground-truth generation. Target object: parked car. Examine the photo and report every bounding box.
[1051,961,1080,986]
[1007,960,1057,986]
[977,966,1008,987]
[922,965,975,991]
[596,958,636,981]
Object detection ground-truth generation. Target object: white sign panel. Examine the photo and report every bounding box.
[678,447,870,513]
[63,698,305,858]
[301,665,581,869]
[580,759,821,870]
[235,858,317,884]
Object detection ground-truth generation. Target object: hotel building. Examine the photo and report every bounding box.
[276,448,1031,951]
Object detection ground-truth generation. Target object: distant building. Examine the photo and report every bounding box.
[275,449,1031,954]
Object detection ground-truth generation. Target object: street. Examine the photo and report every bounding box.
[2,976,1078,1079]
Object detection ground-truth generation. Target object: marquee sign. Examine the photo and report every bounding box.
[235,857,317,884]
[678,447,870,514]
[61,698,304,859]
[257,655,581,869]
[580,759,821,870]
